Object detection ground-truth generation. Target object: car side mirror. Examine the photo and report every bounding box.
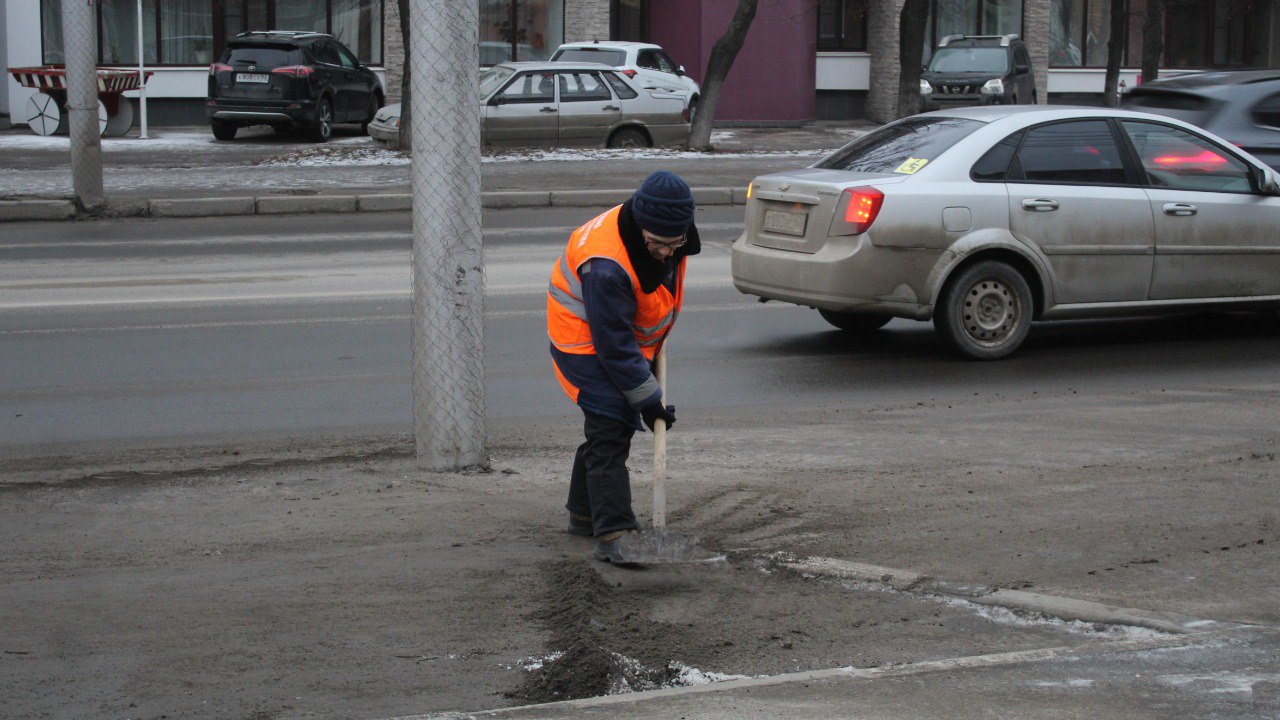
[676,65,685,76]
[1254,164,1279,195]
[1015,63,1030,74]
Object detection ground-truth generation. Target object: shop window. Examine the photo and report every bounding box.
[481,0,565,65]
[817,0,867,51]
[40,0,383,66]
[611,0,646,42]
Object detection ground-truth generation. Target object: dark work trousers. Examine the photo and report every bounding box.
[566,409,640,537]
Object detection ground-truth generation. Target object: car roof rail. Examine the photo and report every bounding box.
[1000,33,1021,46]
[938,34,964,47]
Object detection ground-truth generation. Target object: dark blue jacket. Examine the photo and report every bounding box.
[550,200,700,428]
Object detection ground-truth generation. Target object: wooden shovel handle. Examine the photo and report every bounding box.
[652,345,668,530]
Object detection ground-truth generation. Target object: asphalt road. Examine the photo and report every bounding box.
[3,206,1280,466]
[4,207,1280,719]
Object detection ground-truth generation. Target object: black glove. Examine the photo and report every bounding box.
[640,403,677,432]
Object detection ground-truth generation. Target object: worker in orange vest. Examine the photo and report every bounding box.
[546,171,699,564]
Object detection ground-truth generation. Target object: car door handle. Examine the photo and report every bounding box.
[1021,198,1059,212]
[602,105,620,111]
[540,106,557,113]
[1163,202,1198,217]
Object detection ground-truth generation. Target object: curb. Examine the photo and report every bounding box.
[0,187,748,223]
[779,556,1218,635]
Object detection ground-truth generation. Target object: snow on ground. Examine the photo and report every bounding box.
[257,145,831,168]
[0,130,370,152]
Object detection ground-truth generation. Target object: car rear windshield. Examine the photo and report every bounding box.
[815,117,984,174]
[223,44,303,66]
[551,48,627,66]
[928,47,1009,74]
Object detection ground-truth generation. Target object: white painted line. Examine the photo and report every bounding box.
[377,633,1218,720]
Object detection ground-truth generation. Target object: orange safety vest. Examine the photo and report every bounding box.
[547,205,685,402]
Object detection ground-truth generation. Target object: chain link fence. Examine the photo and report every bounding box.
[63,0,104,210]
[408,0,488,471]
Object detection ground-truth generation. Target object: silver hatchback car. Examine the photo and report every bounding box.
[732,106,1280,359]
[369,61,689,150]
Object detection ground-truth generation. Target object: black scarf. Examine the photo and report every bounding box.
[617,199,702,294]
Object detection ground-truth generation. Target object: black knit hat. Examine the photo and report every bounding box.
[631,171,695,237]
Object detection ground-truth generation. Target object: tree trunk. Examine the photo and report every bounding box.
[686,0,759,151]
[1140,0,1164,85]
[896,0,931,119]
[1102,0,1127,107]
[397,0,412,152]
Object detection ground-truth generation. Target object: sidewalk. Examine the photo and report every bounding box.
[0,122,875,221]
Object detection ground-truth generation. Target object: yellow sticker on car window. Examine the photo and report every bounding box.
[894,158,929,175]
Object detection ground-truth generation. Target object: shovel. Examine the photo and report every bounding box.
[615,344,703,564]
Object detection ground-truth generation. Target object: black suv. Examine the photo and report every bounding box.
[207,31,384,142]
[921,34,1035,111]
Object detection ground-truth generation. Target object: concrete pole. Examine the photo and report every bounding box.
[63,0,105,209]
[408,0,488,471]
[137,0,148,138]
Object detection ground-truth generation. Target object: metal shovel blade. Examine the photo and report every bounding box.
[616,528,705,564]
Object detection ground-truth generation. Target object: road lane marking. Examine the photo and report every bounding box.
[0,302,798,336]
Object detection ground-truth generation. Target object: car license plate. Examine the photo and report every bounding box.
[763,209,807,236]
[236,73,270,84]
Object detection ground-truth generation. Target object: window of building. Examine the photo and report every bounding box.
[1050,0,1261,69]
[817,0,868,51]
[611,0,646,42]
[41,0,384,66]
[922,0,1020,62]
[480,0,565,64]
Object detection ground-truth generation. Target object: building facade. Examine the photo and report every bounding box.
[2,0,1277,127]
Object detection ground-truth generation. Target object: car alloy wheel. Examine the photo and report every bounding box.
[935,260,1033,360]
[309,98,333,142]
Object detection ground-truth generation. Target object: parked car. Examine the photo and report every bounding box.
[369,62,689,150]
[550,40,699,120]
[1122,70,1280,170]
[731,106,1280,359]
[207,31,384,142]
[920,34,1036,111]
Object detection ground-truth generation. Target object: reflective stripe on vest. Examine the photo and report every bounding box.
[547,205,684,361]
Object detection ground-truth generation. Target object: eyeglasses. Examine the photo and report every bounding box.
[642,230,687,250]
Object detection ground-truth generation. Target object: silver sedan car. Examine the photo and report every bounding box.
[731,106,1280,359]
[369,61,689,149]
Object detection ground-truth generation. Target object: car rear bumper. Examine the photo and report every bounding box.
[207,98,318,125]
[367,121,398,143]
[730,232,942,320]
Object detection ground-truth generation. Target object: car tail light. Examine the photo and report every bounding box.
[621,69,637,78]
[831,187,885,235]
[271,65,315,77]
[210,63,233,75]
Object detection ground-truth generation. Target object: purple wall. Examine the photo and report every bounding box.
[647,0,816,124]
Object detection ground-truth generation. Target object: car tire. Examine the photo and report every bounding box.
[934,260,1033,360]
[361,93,382,135]
[211,121,237,141]
[608,126,650,149]
[818,309,891,333]
[308,97,334,143]
[687,96,698,122]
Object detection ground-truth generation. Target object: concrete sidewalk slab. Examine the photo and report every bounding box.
[0,199,75,221]
[256,195,358,215]
[149,197,256,218]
